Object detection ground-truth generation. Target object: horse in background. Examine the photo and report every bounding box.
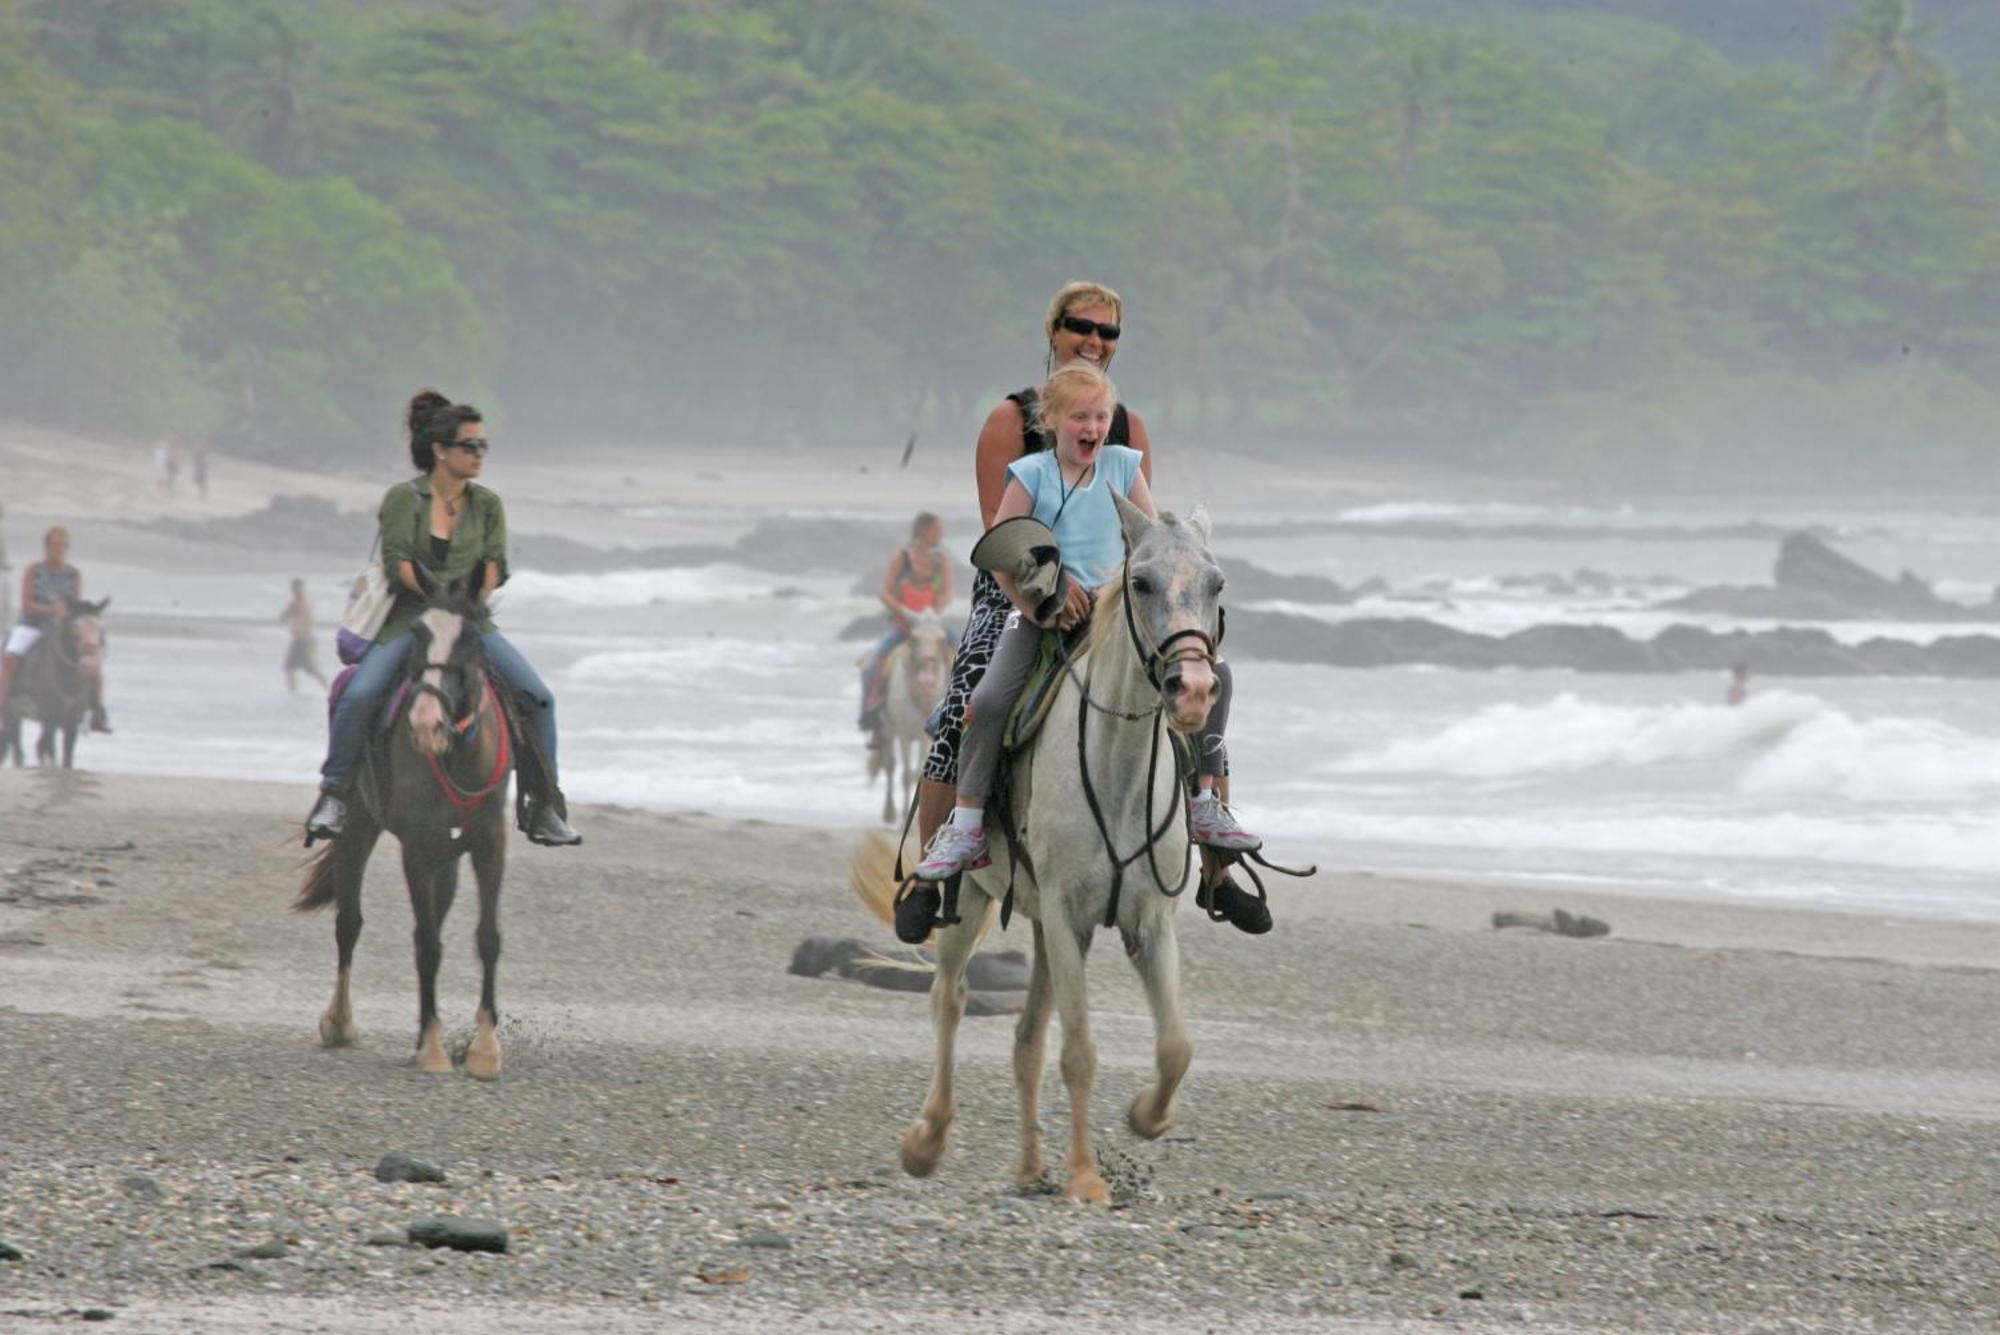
[858,497,1227,1204]
[2,598,109,768]
[868,608,951,823]
[293,573,512,1080]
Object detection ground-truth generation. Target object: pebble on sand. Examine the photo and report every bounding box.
[375,1152,448,1185]
[408,1217,509,1254]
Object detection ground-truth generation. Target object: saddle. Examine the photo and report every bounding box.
[1001,625,1089,753]
[324,666,420,733]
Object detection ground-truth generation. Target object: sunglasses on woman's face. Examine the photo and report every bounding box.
[1058,314,1121,341]
[450,439,489,455]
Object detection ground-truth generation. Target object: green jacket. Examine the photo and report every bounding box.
[374,477,509,643]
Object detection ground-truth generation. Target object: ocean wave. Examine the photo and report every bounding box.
[1331,690,2000,801]
[505,564,853,608]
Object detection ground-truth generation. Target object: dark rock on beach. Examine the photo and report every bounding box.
[789,936,1030,994]
[407,1217,509,1254]
[0,1238,23,1261]
[375,1151,447,1185]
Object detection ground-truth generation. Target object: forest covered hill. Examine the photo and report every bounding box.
[3,0,1996,490]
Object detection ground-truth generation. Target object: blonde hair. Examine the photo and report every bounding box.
[1043,281,1123,342]
[44,525,69,545]
[1031,361,1118,441]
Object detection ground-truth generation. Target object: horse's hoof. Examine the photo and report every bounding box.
[464,1040,503,1082]
[1126,1090,1175,1141]
[1065,1171,1112,1206]
[899,1120,947,1178]
[318,1018,358,1049]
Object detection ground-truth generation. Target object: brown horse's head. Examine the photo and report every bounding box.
[404,570,487,757]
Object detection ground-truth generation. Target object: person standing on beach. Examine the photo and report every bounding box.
[279,578,327,694]
[1726,662,1751,706]
[899,281,1270,940]
[0,525,111,732]
[304,390,581,848]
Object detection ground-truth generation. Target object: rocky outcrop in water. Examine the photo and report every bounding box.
[1662,531,1989,622]
[1223,608,2000,678]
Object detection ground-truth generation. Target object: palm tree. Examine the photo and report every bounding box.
[1831,0,1941,150]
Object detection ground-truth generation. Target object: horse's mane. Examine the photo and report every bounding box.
[1085,567,1128,663]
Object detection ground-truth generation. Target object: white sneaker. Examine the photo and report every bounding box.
[914,822,990,881]
[1188,797,1261,852]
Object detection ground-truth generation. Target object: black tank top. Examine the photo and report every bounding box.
[1006,388,1131,457]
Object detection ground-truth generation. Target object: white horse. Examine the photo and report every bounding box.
[868,608,951,823]
[895,496,1225,1204]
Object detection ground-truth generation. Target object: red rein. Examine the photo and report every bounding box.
[423,671,512,828]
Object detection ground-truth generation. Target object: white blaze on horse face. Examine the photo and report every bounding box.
[1155,543,1219,734]
[409,609,462,755]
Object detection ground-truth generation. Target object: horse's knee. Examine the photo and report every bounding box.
[1059,1039,1096,1088]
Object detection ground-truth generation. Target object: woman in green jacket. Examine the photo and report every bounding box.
[305,390,580,847]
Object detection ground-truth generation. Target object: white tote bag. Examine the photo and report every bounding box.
[334,531,393,665]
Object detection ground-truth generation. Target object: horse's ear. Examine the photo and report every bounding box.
[1182,503,1213,549]
[1112,490,1152,549]
[87,597,109,615]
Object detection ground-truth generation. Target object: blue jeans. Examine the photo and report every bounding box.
[859,626,908,723]
[319,632,557,787]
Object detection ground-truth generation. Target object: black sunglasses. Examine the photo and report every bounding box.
[449,439,489,455]
[1057,314,1121,341]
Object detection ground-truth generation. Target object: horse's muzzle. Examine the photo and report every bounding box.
[1162,658,1216,733]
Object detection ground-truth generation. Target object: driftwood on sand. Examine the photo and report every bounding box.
[1493,908,1611,938]
[789,936,1028,1016]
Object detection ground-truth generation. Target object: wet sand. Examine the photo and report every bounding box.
[1,770,1995,1332]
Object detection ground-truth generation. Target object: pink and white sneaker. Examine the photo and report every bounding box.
[1188,796,1261,852]
[914,821,991,881]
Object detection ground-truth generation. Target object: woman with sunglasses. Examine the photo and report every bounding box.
[305,390,580,848]
[898,282,1267,941]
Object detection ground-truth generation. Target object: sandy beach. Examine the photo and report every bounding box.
[1,770,1995,1332]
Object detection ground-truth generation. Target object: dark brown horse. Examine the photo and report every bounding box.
[293,575,512,1079]
[3,599,108,768]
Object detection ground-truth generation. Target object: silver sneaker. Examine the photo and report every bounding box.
[1188,797,1261,852]
[914,822,990,881]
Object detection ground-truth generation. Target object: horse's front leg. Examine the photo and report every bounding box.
[1040,915,1109,1204]
[1011,920,1054,1189]
[462,814,506,1081]
[406,839,456,1073]
[319,821,381,1048]
[1126,911,1193,1141]
[900,882,987,1177]
[880,739,898,824]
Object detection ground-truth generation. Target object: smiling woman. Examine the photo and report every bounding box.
[303,389,580,848]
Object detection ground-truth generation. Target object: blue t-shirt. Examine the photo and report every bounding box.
[1004,445,1143,591]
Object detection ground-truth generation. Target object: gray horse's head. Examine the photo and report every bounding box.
[1110,492,1223,734]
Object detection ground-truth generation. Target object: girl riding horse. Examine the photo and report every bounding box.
[305,390,580,848]
[859,512,952,745]
[913,361,1259,882]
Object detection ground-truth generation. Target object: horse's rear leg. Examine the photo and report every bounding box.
[880,744,897,824]
[463,818,506,1081]
[407,841,457,1073]
[1041,917,1109,1204]
[319,822,381,1048]
[899,883,987,1178]
[1011,920,1054,1189]
[1126,914,1193,1141]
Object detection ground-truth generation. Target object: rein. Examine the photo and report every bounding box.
[1069,541,1225,929]
[421,670,511,827]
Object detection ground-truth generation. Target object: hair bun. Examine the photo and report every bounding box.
[407,388,451,431]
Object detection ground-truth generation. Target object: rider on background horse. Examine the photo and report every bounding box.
[912,361,1260,882]
[0,525,111,733]
[858,511,952,747]
[305,390,581,847]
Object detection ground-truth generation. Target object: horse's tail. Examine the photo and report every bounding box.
[848,830,998,953]
[292,839,341,912]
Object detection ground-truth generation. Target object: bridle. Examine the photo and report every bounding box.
[405,616,510,822]
[1067,537,1225,929]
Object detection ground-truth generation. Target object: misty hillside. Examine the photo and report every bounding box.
[3,0,1997,491]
